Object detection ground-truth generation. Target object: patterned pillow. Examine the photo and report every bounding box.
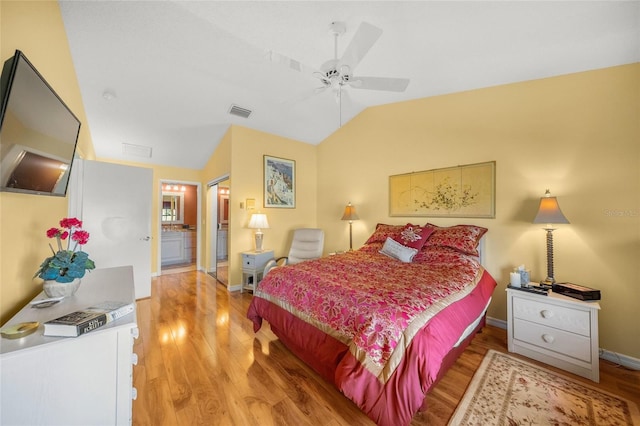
[379,237,418,263]
[364,223,404,245]
[425,224,487,256]
[393,223,435,250]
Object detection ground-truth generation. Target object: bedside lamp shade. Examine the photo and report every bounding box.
[533,190,569,285]
[341,202,359,251]
[533,191,570,225]
[248,213,269,252]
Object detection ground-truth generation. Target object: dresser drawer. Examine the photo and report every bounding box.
[513,318,592,363]
[512,295,592,337]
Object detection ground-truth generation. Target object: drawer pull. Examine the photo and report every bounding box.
[540,310,554,319]
[542,334,555,344]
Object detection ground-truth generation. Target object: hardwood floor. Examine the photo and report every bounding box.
[132,270,640,425]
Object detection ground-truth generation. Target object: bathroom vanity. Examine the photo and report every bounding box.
[161,229,196,266]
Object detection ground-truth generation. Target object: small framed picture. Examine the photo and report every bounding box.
[264,155,295,208]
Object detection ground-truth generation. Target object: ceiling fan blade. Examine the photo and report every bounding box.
[349,76,410,92]
[338,22,383,71]
[265,50,320,75]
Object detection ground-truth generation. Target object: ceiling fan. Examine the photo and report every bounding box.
[312,21,410,95]
[268,21,410,102]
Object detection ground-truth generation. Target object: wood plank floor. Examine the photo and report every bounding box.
[132,270,640,425]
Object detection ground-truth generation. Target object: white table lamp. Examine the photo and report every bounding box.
[248,213,269,252]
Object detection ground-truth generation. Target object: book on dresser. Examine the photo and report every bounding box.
[43,301,135,337]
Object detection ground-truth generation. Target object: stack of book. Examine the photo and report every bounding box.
[43,301,135,337]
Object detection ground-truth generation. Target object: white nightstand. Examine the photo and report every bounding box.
[241,250,274,293]
[507,286,600,382]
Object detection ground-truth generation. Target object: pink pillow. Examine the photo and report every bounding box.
[364,223,404,245]
[425,224,487,256]
[393,223,435,250]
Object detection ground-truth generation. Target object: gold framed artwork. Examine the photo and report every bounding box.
[264,155,296,208]
[389,161,495,218]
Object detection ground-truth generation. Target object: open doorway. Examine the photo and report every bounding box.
[159,181,200,274]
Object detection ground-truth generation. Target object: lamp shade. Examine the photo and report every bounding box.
[248,213,269,229]
[341,202,359,221]
[533,190,569,225]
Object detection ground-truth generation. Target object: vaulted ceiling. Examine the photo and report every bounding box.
[59,1,640,169]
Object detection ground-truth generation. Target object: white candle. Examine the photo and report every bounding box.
[510,272,521,287]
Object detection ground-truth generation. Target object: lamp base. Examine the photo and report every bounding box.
[254,231,264,252]
[538,278,554,290]
[540,277,555,286]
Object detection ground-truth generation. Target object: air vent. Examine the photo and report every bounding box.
[228,104,252,119]
[122,143,152,158]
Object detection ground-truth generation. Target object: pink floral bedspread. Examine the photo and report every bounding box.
[254,246,482,382]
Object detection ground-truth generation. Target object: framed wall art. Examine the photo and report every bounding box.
[264,155,296,208]
[389,161,495,218]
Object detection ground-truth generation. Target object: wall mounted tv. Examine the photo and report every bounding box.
[0,50,80,196]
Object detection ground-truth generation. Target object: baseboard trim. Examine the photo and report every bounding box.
[486,316,640,371]
[600,349,640,371]
[486,316,506,329]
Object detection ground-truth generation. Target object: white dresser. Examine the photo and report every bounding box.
[507,287,600,382]
[0,266,139,425]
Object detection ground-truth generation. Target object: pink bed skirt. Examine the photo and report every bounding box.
[248,270,497,425]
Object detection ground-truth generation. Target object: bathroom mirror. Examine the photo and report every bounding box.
[162,191,184,223]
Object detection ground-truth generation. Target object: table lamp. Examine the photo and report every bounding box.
[248,213,269,252]
[533,189,569,285]
[341,202,359,251]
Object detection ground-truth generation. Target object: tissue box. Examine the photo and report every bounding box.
[552,282,601,301]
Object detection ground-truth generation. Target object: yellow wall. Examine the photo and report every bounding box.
[223,126,317,286]
[0,1,95,324]
[317,64,640,359]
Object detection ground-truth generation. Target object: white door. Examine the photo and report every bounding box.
[69,159,152,299]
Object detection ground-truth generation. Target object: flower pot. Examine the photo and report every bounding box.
[43,278,81,298]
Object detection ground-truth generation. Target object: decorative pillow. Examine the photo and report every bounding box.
[379,237,418,263]
[364,223,404,245]
[393,223,435,250]
[425,224,487,256]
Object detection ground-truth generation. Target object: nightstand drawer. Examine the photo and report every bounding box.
[242,254,256,268]
[513,318,592,363]
[512,295,591,337]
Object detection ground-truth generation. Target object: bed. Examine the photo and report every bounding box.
[247,223,497,426]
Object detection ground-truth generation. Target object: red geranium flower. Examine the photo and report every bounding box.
[60,217,83,229]
[71,230,90,246]
[36,217,95,283]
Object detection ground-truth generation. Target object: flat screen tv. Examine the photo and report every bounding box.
[0,50,80,196]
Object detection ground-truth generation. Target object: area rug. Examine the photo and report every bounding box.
[448,349,640,425]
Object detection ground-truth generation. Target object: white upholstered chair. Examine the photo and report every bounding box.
[263,228,324,276]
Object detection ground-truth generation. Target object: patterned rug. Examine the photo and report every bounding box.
[449,350,640,425]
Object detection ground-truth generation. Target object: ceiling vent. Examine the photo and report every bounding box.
[228,104,252,119]
[122,143,152,158]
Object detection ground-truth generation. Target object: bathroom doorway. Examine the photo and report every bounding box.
[159,181,200,275]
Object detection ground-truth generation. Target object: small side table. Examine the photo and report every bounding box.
[241,250,274,293]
